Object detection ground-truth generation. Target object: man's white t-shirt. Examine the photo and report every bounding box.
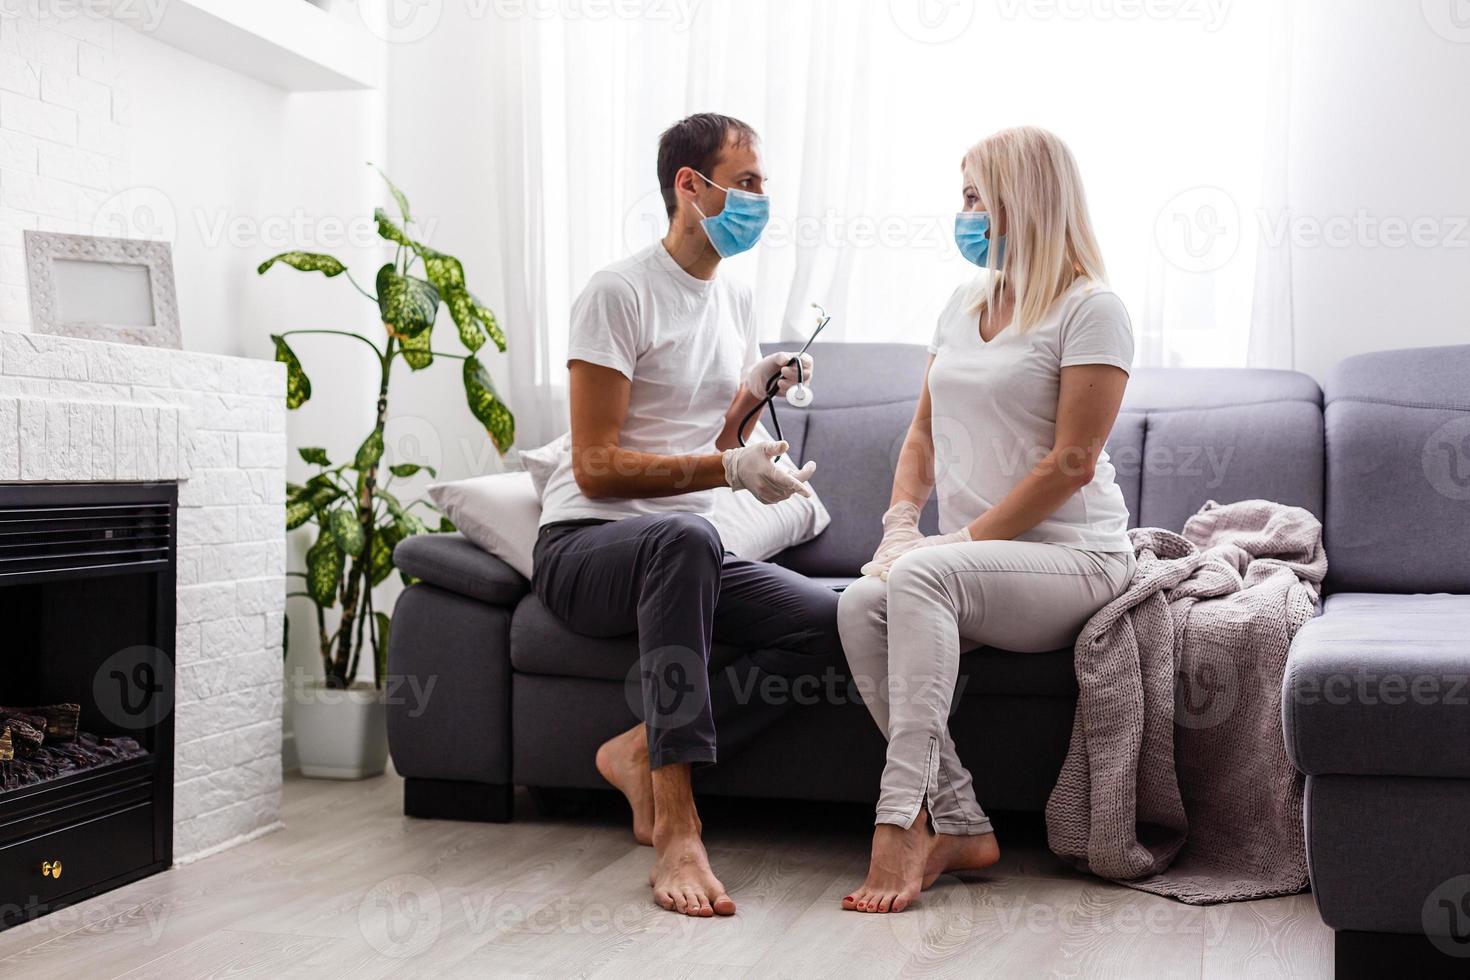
[538,242,760,527]
[926,277,1134,553]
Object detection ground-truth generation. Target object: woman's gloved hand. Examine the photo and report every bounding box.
[861,502,973,580]
[744,351,815,400]
[723,441,817,504]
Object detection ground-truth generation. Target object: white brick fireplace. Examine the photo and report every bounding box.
[0,329,286,862]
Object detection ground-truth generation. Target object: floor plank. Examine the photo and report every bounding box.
[0,771,1334,979]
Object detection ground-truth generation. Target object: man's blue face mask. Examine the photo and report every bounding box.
[694,171,770,258]
[955,211,1006,268]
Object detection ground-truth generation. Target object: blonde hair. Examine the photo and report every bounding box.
[962,126,1106,332]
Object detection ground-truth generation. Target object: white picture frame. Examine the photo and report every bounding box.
[23,231,181,349]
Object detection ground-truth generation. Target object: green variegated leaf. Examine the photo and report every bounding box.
[399,328,433,370]
[374,207,412,247]
[370,522,402,586]
[374,611,391,685]
[257,252,346,277]
[388,463,436,478]
[285,496,315,530]
[416,245,465,294]
[327,506,365,557]
[376,263,439,339]
[463,355,515,452]
[299,447,330,466]
[270,334,312,409]
[472,296,507,353]
[355,429,385,471]
[443,288,485,353]
[372,163,412,224]
[306,530,343,607]
[438,515,456,532]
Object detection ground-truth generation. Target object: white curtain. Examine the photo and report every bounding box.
[399,0,1292,450]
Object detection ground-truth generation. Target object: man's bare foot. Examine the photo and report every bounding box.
[922,831,1000,889]
[841,810,932,913]
[649,826,736,917]
[595,727,655,846]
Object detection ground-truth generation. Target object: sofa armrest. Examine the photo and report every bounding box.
[1283,593,1470,779]
[394,533,529,606]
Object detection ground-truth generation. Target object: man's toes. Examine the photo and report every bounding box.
[654,889,676,911]
[695,896,714,917]
[712,892,736,916]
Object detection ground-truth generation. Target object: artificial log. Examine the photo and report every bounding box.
[0,714,44,756]
[1,704,80,743]
[0,727,10,761]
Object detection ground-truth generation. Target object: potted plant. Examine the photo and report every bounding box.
[261,166,514,778]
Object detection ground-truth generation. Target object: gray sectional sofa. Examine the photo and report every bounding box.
[387,341,1469,971]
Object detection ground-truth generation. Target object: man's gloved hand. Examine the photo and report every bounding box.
[744,351,815,400]
[861,502,972,580]
[722,441,816,505]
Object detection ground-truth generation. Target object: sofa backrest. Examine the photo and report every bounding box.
[1323,344,1470,594]
[767,341,1325,578]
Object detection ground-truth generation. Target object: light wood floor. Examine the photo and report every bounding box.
[0,770,1333,978]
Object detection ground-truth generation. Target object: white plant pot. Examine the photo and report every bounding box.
[293,681,388,780]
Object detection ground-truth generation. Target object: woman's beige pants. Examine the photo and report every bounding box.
[837,539,1132,835]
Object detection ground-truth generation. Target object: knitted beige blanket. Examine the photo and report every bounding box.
[1045,499,1327,904]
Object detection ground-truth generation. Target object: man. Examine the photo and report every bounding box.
[531,113,840,918]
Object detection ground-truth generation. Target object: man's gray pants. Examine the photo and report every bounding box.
[532,512,842,769]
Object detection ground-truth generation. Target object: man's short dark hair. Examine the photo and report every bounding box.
[657,113,758,219]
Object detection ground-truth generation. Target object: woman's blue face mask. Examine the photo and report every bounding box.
[955,211,1006,268]
[694,171,770,258]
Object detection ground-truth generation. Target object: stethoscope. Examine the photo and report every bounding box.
[737,303,831,462]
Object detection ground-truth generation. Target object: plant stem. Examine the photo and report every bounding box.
[343,270,378,303]
[332,335,395,686]
[278,329,383,360]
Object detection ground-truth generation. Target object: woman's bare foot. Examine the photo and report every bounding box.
[841,810,932,913]
[649,825,737,917]
[594,726,654,845]
[922,831,1000,889]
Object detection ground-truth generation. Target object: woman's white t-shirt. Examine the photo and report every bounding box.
[925,277,1134,553]
[538,242,760,527]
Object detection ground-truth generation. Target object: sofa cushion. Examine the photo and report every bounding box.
[1284,593,1470,778]
[1123,368,1324,533]
[394,533,529,606]
[1324,345,1470,594]
[509,593,1078,698]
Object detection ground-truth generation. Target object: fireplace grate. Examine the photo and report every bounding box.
[0,502,174,579]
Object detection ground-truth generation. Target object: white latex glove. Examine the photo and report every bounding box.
[722,441,816,505]
[860,502,925,579]
[744,351,815,400]
[861,504,973,580]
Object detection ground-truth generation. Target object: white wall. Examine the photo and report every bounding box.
[1287,0,1470,382]
[0,8,389,751]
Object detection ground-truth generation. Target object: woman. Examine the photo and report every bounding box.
[838,126,1135,914]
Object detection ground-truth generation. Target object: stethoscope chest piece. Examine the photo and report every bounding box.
[785,383,813,408]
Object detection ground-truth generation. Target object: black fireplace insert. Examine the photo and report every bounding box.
[0,482,176,930]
